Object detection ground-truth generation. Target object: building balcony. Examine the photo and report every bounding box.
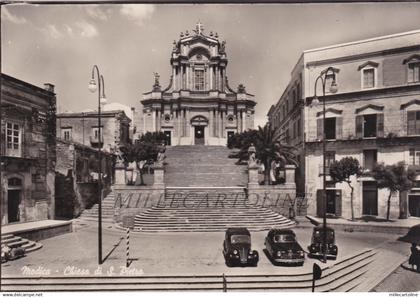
[408,164,420,175]
[89,136,104,147]
[319,164,331,176]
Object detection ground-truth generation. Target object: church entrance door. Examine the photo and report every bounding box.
[194,126,205,145]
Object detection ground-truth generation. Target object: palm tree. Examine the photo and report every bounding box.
[253,124,298,184]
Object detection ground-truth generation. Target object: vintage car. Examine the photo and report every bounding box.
[307,226,338,259]
[264,229,305,266]
[223,228,259,267]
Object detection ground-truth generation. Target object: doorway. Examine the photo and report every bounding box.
[8,190,21,223]
[194,126,205,145]
[164,131,171,146]
[363,181,378,215]
[409,195,420,217]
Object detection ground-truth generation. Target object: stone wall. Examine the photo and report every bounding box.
[55,139,114,218]
[1,74,56,225]
[247,164,299,217]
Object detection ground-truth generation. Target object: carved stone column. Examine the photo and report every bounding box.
[172,67,177,90]
[186,109,190,137]
[219,110,223,138]
[209,65,213,90]
[152,109,156,132]
[209,109,213,137]
[186,64,190,90]
[156,109,161,131]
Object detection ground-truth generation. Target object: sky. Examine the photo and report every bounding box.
[2,3,420,127]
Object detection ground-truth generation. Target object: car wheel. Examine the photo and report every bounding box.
[225,259,232,267]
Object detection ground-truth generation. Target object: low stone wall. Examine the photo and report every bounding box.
[113,185,165,223]
[248,185,297,217]
[13,221,73,241]
[247,164,303,218]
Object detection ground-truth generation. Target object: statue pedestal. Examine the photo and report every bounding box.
[153,163,165,188]
[248,164,259,188]
[115,164,126,185]
[285,165,296,185]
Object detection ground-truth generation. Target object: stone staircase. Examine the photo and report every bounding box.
[1,234,42,254]
[133,187,295,232]
[1,249,377,291]
[78,192,116,223]
[165,146,247,187]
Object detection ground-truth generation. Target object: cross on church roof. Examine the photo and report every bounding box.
[195,21,204,35]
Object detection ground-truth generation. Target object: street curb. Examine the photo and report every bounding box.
[305,215,412,235]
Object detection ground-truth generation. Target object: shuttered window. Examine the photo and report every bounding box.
[336,117,343,139]
[407,110,420,135]
[317,117,342,140]
[363,68,375,88]
[317,118,324,140]
[6,122,21,157]
[408,62,420,83]
[409,148,420,165]
[355,114,384,138]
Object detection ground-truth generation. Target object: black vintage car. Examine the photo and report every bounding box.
[264,229,305,266]
[223,228,259,267]
[308,226,338,259]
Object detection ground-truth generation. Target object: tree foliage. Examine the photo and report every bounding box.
[139,131,166,145]
[120,132,164,185]
[329,157,362,221]
[228,124,298,184]
[329,157,362,183]
[372,162,416,220]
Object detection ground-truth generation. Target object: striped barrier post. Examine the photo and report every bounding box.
[126,227,130,268]
[222,273,227,292]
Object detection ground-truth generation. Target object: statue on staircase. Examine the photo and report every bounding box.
[156,142,166,167]
[247,143,257,167]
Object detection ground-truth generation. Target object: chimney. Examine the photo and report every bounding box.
[44,83,55,93]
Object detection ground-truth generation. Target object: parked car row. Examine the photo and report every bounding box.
[223,227,338,267]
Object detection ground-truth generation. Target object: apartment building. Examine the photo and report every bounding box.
[268,30,420,220]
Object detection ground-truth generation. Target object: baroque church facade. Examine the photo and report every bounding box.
[134,23,256,145]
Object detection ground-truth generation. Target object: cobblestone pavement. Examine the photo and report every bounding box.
[1,221,404,281]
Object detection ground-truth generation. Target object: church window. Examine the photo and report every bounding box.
[194,70,205,91]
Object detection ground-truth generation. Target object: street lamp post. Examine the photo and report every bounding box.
[311,67,338,263]
[88,65,107,265]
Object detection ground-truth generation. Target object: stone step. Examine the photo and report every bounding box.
[24,242,43,253]
[1,234,14,240]
[78,217,114,223]
[8,239,29,248]
[1,236,23,245]
[140,209,282,215]
[0,249,373,291]
[134,221,293,227]
[1,234,42,254]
